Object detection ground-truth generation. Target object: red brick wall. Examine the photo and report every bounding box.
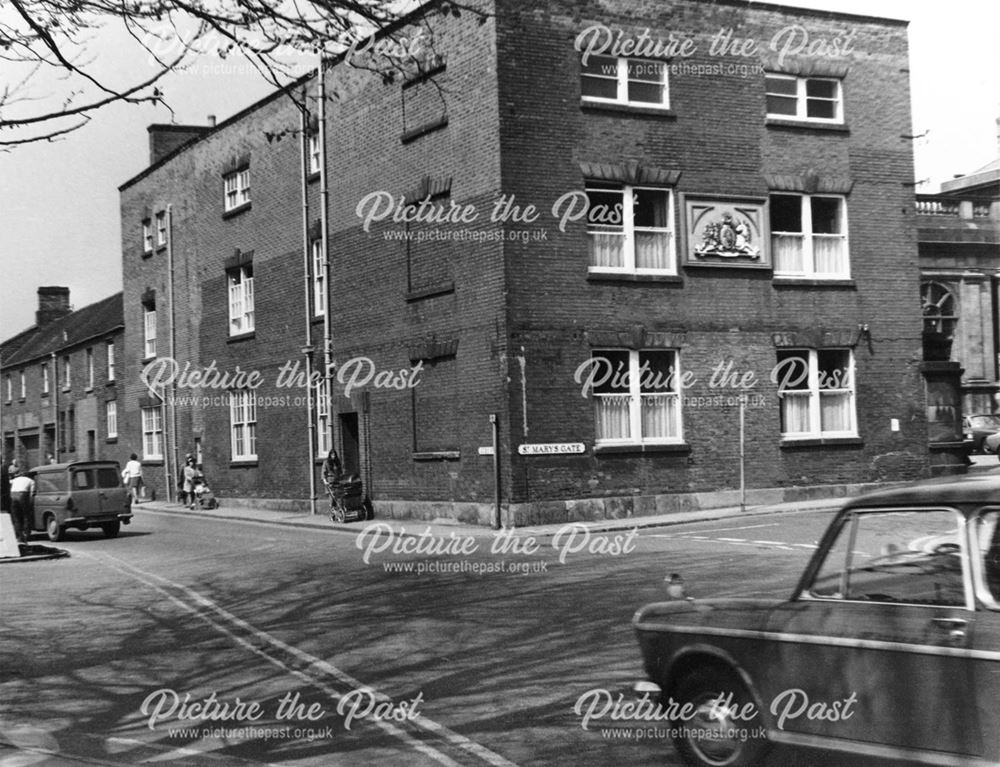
[493,0,927,502]
[119,0,928,510]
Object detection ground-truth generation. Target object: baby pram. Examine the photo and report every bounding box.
[325,474,373,523]
[193,479,218,510]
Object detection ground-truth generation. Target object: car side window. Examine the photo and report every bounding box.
[72,470,93,490]
[35,475,60,493]
[809,509,967,606]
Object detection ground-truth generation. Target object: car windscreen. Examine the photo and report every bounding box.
[96,467,121,489]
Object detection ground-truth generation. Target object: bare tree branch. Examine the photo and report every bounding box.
[0,0,492,147]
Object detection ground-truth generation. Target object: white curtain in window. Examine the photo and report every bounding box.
[813,236,846,275]
[243,276,254,329]
[780,392,811,433]
[820,392,852,432]
[772,234,804,273]
[635,232,672,270]
[596,395,631,440]
[590,233,625,268]
[641,394,678,438]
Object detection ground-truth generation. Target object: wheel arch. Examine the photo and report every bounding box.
[664,644,766,717]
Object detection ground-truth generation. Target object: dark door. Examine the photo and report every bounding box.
[340,412,360,476]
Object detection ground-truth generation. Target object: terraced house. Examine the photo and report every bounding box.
[1,289,124,469]
[117,0,928,523]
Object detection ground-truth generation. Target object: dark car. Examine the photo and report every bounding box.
[633,474,1000,766]
[29,460,133,541]
[963,413,1000,453]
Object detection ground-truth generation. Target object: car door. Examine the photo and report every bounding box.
[967,508,1000,763]
[69,468,101,519]
[757,507,982,759]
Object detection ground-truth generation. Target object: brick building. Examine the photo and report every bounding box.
[119,0,928,522]
[1,289,124,469]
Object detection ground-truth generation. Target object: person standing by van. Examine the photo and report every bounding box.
[123,454,143,504]
[9,468,35,544]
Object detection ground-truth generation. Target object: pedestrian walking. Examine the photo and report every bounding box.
[9,468,35,544]
[182,457,200,509]
[123,453,144,504]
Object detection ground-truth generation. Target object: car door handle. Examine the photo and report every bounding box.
[932,618,968,628]
[932,617,967,642]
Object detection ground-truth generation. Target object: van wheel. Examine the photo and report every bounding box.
[46,515,64,542]
[102,521,121,538]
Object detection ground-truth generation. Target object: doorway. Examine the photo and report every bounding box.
[340,412,360,476]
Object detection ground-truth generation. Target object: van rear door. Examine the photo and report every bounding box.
[70,468,102,519]
[95,465,128,515]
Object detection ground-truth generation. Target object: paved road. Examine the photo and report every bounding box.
[0,506,837,766]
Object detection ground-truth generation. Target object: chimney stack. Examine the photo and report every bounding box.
[147,123,212,165]
[36,286,71,327]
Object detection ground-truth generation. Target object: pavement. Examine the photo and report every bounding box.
[133,454,1000,541]
[134,491,847,541]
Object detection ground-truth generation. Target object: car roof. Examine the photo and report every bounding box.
[844,473,1000,512]
[31,460,120,473]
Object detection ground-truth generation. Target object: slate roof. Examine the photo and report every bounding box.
[0,292,123,369]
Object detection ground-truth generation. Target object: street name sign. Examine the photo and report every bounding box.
[517,443,586,456]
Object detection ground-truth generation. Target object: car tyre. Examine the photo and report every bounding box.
[102,521,121,538]
[45,514,64,543]
[671,666,768,767]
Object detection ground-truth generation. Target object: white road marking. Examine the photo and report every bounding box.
[674,523,779,535]
[89,552,519,767]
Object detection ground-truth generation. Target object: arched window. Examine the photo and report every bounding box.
[921,281,958,338]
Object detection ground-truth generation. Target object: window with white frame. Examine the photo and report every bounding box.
[587,182,674,273]
[142,219,153,253]
[774,348,856,438]
[590,349,682,444]
[308,134,321,175]
[228,264,255,335]
[41,362,49,395]
[62,356,71,390]
[143,305,157,358]
[312,240,326,316]
[315,385,331,457]
[155,211,167,247]
[770,194,849,278]
[86,347,94,389]
[765,74,842,123]
[19,370,26,399]
[106,400,118,439]
[106,340,115,381]
[230,389,257,460]
[4,374,10,402]
[141,405,163,459]
[581,55,669,108]
[223,168,251,211]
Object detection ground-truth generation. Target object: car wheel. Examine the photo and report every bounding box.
[102,521,121,538]
[671,667,768,767]
[45,515,64,543]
